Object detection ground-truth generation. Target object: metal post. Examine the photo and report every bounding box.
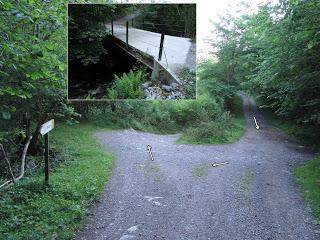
[158,33,165,61]
[111,19,113,36]
[126,21,129,50]
[45,133,49,185]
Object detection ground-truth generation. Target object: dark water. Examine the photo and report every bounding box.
[68,37,138,99]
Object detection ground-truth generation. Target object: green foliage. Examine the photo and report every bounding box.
[82,60,245,144]
[211,0,320,133]
[197,59,235,102]
[258,103,320,149]
[182,117,231,143]
[177,95,245,144]
[0,0,79,161]
[180,68,195,81]
[105,70,146,99]
[295,155,320,219]
[0,123,114,239]
[133,4,196,38]
[68,4,132,66]
[179,68,196,99]
[0,0,68,116]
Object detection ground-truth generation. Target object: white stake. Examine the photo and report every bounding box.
[253,116,260,130]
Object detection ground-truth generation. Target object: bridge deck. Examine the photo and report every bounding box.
[106,24,192,77]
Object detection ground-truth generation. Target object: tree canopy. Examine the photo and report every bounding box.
[211,0,320,127]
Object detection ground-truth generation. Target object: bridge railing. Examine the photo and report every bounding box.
[106,19,186,69]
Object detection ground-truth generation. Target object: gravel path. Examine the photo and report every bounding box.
[77,94,320,240]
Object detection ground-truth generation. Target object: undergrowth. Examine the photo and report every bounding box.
[179,67,196,99]
[0,123,114,239]
[257,98,320,150]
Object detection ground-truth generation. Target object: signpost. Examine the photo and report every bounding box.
[40,119,54,185]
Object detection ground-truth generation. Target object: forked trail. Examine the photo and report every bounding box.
[78,94,320,240]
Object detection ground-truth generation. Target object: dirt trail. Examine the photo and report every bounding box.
[77,94,320,240]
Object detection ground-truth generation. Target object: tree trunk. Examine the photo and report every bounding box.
[28,119,44,155]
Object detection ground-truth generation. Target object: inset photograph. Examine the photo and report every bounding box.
[68,3,196,100]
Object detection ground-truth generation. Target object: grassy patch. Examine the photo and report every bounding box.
[294,155,320,219]
[192,164,210,177]
[142,162,165,182]
[0,123,114,240]
[242,168,255,188]
[239,168,255,204]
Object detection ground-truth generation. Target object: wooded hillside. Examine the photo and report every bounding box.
[211,0,320,144]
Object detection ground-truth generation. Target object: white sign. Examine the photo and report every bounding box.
[40,119,54,135]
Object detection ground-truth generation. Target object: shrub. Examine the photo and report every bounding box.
[180,111,232,144]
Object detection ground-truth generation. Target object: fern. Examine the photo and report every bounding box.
[105,70,147,99]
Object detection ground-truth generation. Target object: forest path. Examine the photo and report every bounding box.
[77,94,320,240]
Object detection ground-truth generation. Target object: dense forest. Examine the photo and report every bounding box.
[134,4,196,38]
[0,0,319,239]
[68,4,130,66]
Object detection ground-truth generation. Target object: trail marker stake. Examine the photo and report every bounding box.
[40,119,54,185]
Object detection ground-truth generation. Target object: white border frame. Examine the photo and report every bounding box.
[67,1,197,101]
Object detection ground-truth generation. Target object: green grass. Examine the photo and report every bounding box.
[142,162,165,182]
[295,155,320,220]
[239,168,255,204]
[242,168,255,188]
[0,123,114,240]
[177,95,246,144]
[192,164,210,177]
